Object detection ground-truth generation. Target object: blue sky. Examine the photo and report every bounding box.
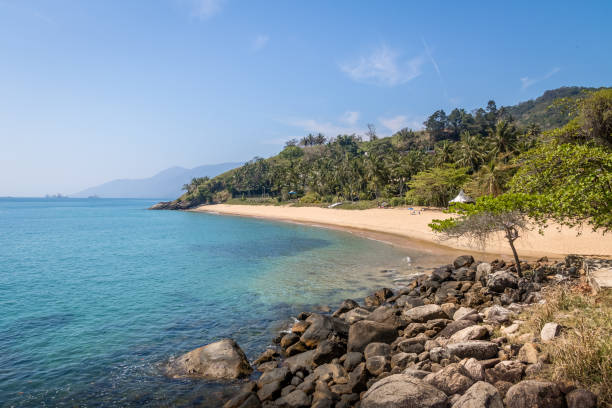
[0,0,610,196]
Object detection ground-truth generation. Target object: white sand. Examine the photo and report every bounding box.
[191,204,612,258]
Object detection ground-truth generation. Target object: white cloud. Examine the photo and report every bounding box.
[189,0,225,19]
[520,67,560,90]
[341,111,360,125]
[340,45,424,86]
[379,115,424,133]
[251,34,269,52]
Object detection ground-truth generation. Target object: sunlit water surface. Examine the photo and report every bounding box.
[0,198,450,407]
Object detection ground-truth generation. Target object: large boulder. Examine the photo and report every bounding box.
[300,314,349,348]
[347,321,397,352]
[403,304,448,323]
[452,381,503,408]
[453,255,475,269]
[366,306,405,328]
[166,339,252,379]
[487,271,518,293]
[312,339,345,365]
[505,380,564,408]
[361,374,448,408]
[446,341,499,360]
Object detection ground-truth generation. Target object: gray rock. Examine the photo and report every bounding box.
[313,363,346,382]
[257,380,282,401]
[459,358,484,381]
[453,307,478,322]
[283,350,316,373]
[280,333,300,349]
[366,355,390,376]
[403,304,448,323]
[431,266,452,282]
[258,366,290,387]
[449,325,488,343]
[453,255,475,269]
[395,295,425,308]
[485,360,523,384]
[487,271,518,293]
[402,368,431,379]
[364,342,391,360]
[347,321,397,353]
[484,305,512,324]
[275,389,311,408]
[565,388,597,408]
[333,299,359,317]
[361,374,448,408]
[236,393,261,408]
[367,306,405,328]
[391,352,417,370]
[436,320,477,339]
[300,314,349,348]
[343,352,363,371]
[166,338,252,380]
[475,263,492,283]
[342,307,371,324]
[505,380,564,408]
[424,363,475,395]
[312,339,345,365]
[540,322,561,342]
[446,341,499,360]
[451,381,503,408]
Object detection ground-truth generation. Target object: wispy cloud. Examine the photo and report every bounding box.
[421,37,450,102]
[379,115,424,133]
[251,34,269,52]
[284,111,365,136]
[341,111,360,125]
[340,45,424,86]
[188,0,226,19]
[520,67,560,90]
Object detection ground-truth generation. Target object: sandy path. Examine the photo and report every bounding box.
[190,204,611,258]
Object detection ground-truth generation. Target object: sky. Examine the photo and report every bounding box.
[0,0,611,196]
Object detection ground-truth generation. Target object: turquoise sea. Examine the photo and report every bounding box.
[0,198,449,407]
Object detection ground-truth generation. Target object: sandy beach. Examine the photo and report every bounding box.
[191,204,612,259]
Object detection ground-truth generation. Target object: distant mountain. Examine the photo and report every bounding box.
[504,86,608,130]
[73,163,241,199]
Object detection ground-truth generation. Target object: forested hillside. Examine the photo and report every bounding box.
[157,87,610,211]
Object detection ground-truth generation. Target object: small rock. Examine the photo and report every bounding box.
[366,355,390,376]
[332,299,359,317]
[446,341,499,360]
[483,305,512,324]
[459,358,484,381]
[391,352,417,370]
[343,352,363,371]
[540,322,561,342]
[276,389,311,408]
[364,342,391,360]
[517,342,539,364]
[281,333,300,349]
[487,271,518,293]
[449,325,488,343]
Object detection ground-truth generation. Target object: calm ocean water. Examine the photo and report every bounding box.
[0,198,445,407]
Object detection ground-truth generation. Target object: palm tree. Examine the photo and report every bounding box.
[489,120,518,160]
[434,140,454,165]
[455,131,485,172]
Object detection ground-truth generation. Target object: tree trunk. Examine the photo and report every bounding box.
[507,237,522,277]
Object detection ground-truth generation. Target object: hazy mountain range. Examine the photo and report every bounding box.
[73,163,241,198]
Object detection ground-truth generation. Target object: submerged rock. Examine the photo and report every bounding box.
[166,338,252,379]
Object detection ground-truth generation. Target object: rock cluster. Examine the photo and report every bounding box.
[213,255,598,408]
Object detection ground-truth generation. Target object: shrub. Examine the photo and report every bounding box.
[299,191,321,204]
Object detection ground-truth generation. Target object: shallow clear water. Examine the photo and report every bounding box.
[0,198,443,407]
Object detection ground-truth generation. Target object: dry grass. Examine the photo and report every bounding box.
[518,282,612,406]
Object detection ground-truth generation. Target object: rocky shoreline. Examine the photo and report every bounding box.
[169,255,600,408]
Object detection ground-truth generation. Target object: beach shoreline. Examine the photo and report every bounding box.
[190,204,612,259]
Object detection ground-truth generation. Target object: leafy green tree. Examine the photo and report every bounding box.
[465,159,514,197]
[509,142,612,232]
[406,165,469,207]
[429,194,541,276]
